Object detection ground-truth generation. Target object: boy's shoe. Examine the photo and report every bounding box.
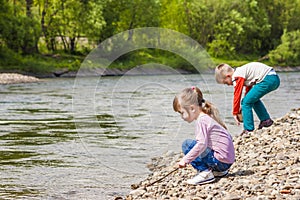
[187,170,215,185]
[213,170,228,178]
[258,119,274,129]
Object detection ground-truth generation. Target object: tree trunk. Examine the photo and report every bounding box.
[127,2,137,41]
[41,0,51,51]
[60,35,68,52]
[41,0,60,52]
[26,0,33,17]
[70,37,76,53]
[13,0,16,15]
[183,0,193,37]
[50,37,56,52]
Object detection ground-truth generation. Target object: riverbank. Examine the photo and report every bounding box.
[125,108,300,200]
[1,65,300,85]
[41,65,300,77]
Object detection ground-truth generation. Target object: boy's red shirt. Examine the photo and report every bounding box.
[232,77,252,115]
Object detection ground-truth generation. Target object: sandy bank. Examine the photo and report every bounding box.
[0,73,39,85]
[125,108,300,200]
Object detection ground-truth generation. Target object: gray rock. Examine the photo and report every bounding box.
[126,108,300,200]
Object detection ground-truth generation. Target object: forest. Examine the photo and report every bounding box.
[1,0,300,75]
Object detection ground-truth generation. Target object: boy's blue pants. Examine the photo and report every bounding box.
[241,74,280,131]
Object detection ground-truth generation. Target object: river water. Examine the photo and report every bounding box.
[0,72,299,199]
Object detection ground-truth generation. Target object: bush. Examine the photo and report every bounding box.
[208,39,236,58]
[0,47,23,68]
[269,30,300,66]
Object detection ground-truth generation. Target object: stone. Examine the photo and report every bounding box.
[129,189,146,197]
[126,108,300,200]
[224,194,241,200]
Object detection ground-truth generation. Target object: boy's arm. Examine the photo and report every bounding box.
[233,77,245,115]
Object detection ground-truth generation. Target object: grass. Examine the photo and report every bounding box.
[211,53,273,68]
[0,48,84,76]
[107,49,196,72]
[0,47,287,76]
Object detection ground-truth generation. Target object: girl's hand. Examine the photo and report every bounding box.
[178,160,186,168]
[233,115,241,126]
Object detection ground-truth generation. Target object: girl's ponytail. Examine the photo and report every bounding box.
[174,86,227,130]
[202,100,227,130]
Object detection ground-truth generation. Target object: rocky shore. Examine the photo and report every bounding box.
[0,73,39,84]
[125,108,300,200]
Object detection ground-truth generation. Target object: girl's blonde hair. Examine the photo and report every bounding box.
[173,86,227,129]
[215,63,234,84]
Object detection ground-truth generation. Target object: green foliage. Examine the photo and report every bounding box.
[0,45,83,74]
[0,1,40,54]
[0,47,23,67]
[101,0,160,41]
[55,58,82,71]
[159,0,188,34]
[212,54,266,67]
[0,49,52,73]
[281,0,300,31]
[183,0,224,46]
[109,49,194,72]
[19,56,54,74]
[269,30,300,66]
[1,0,300,74]
[33,0,105,53]
[208,39,236,58]
[207,0,271,57]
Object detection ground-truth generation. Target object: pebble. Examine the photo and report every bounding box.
[129,189,146,197]
[126,108,300,200]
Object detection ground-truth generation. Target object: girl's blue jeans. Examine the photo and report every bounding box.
[182,139,232,172]
[241,74,280,131]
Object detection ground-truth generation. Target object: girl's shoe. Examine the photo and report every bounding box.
[213,170,228,178]
[258,119,273,129]
[187,169,215,185]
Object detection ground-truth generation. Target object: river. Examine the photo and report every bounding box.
[0,72,299,199]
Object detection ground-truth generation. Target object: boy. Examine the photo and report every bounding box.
[215,62,280,135]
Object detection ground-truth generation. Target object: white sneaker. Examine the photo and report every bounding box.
[213,170,228,178]
[187,169,215,185]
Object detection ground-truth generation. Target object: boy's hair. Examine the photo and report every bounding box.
[215,63,234,84]
[173,86,227,129]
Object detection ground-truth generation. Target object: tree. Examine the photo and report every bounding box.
[35,0,105,53]
[257,0,285,52]
[0,0,40,54]
[208,0,271,57]
[101,0,160,42]
[269,30,300,66]
[159,0,188,35]
[281,0,300,31]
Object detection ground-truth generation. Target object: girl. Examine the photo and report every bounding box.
[173,86,235,185]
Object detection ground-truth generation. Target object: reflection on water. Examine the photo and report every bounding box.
[0,72,299,199]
